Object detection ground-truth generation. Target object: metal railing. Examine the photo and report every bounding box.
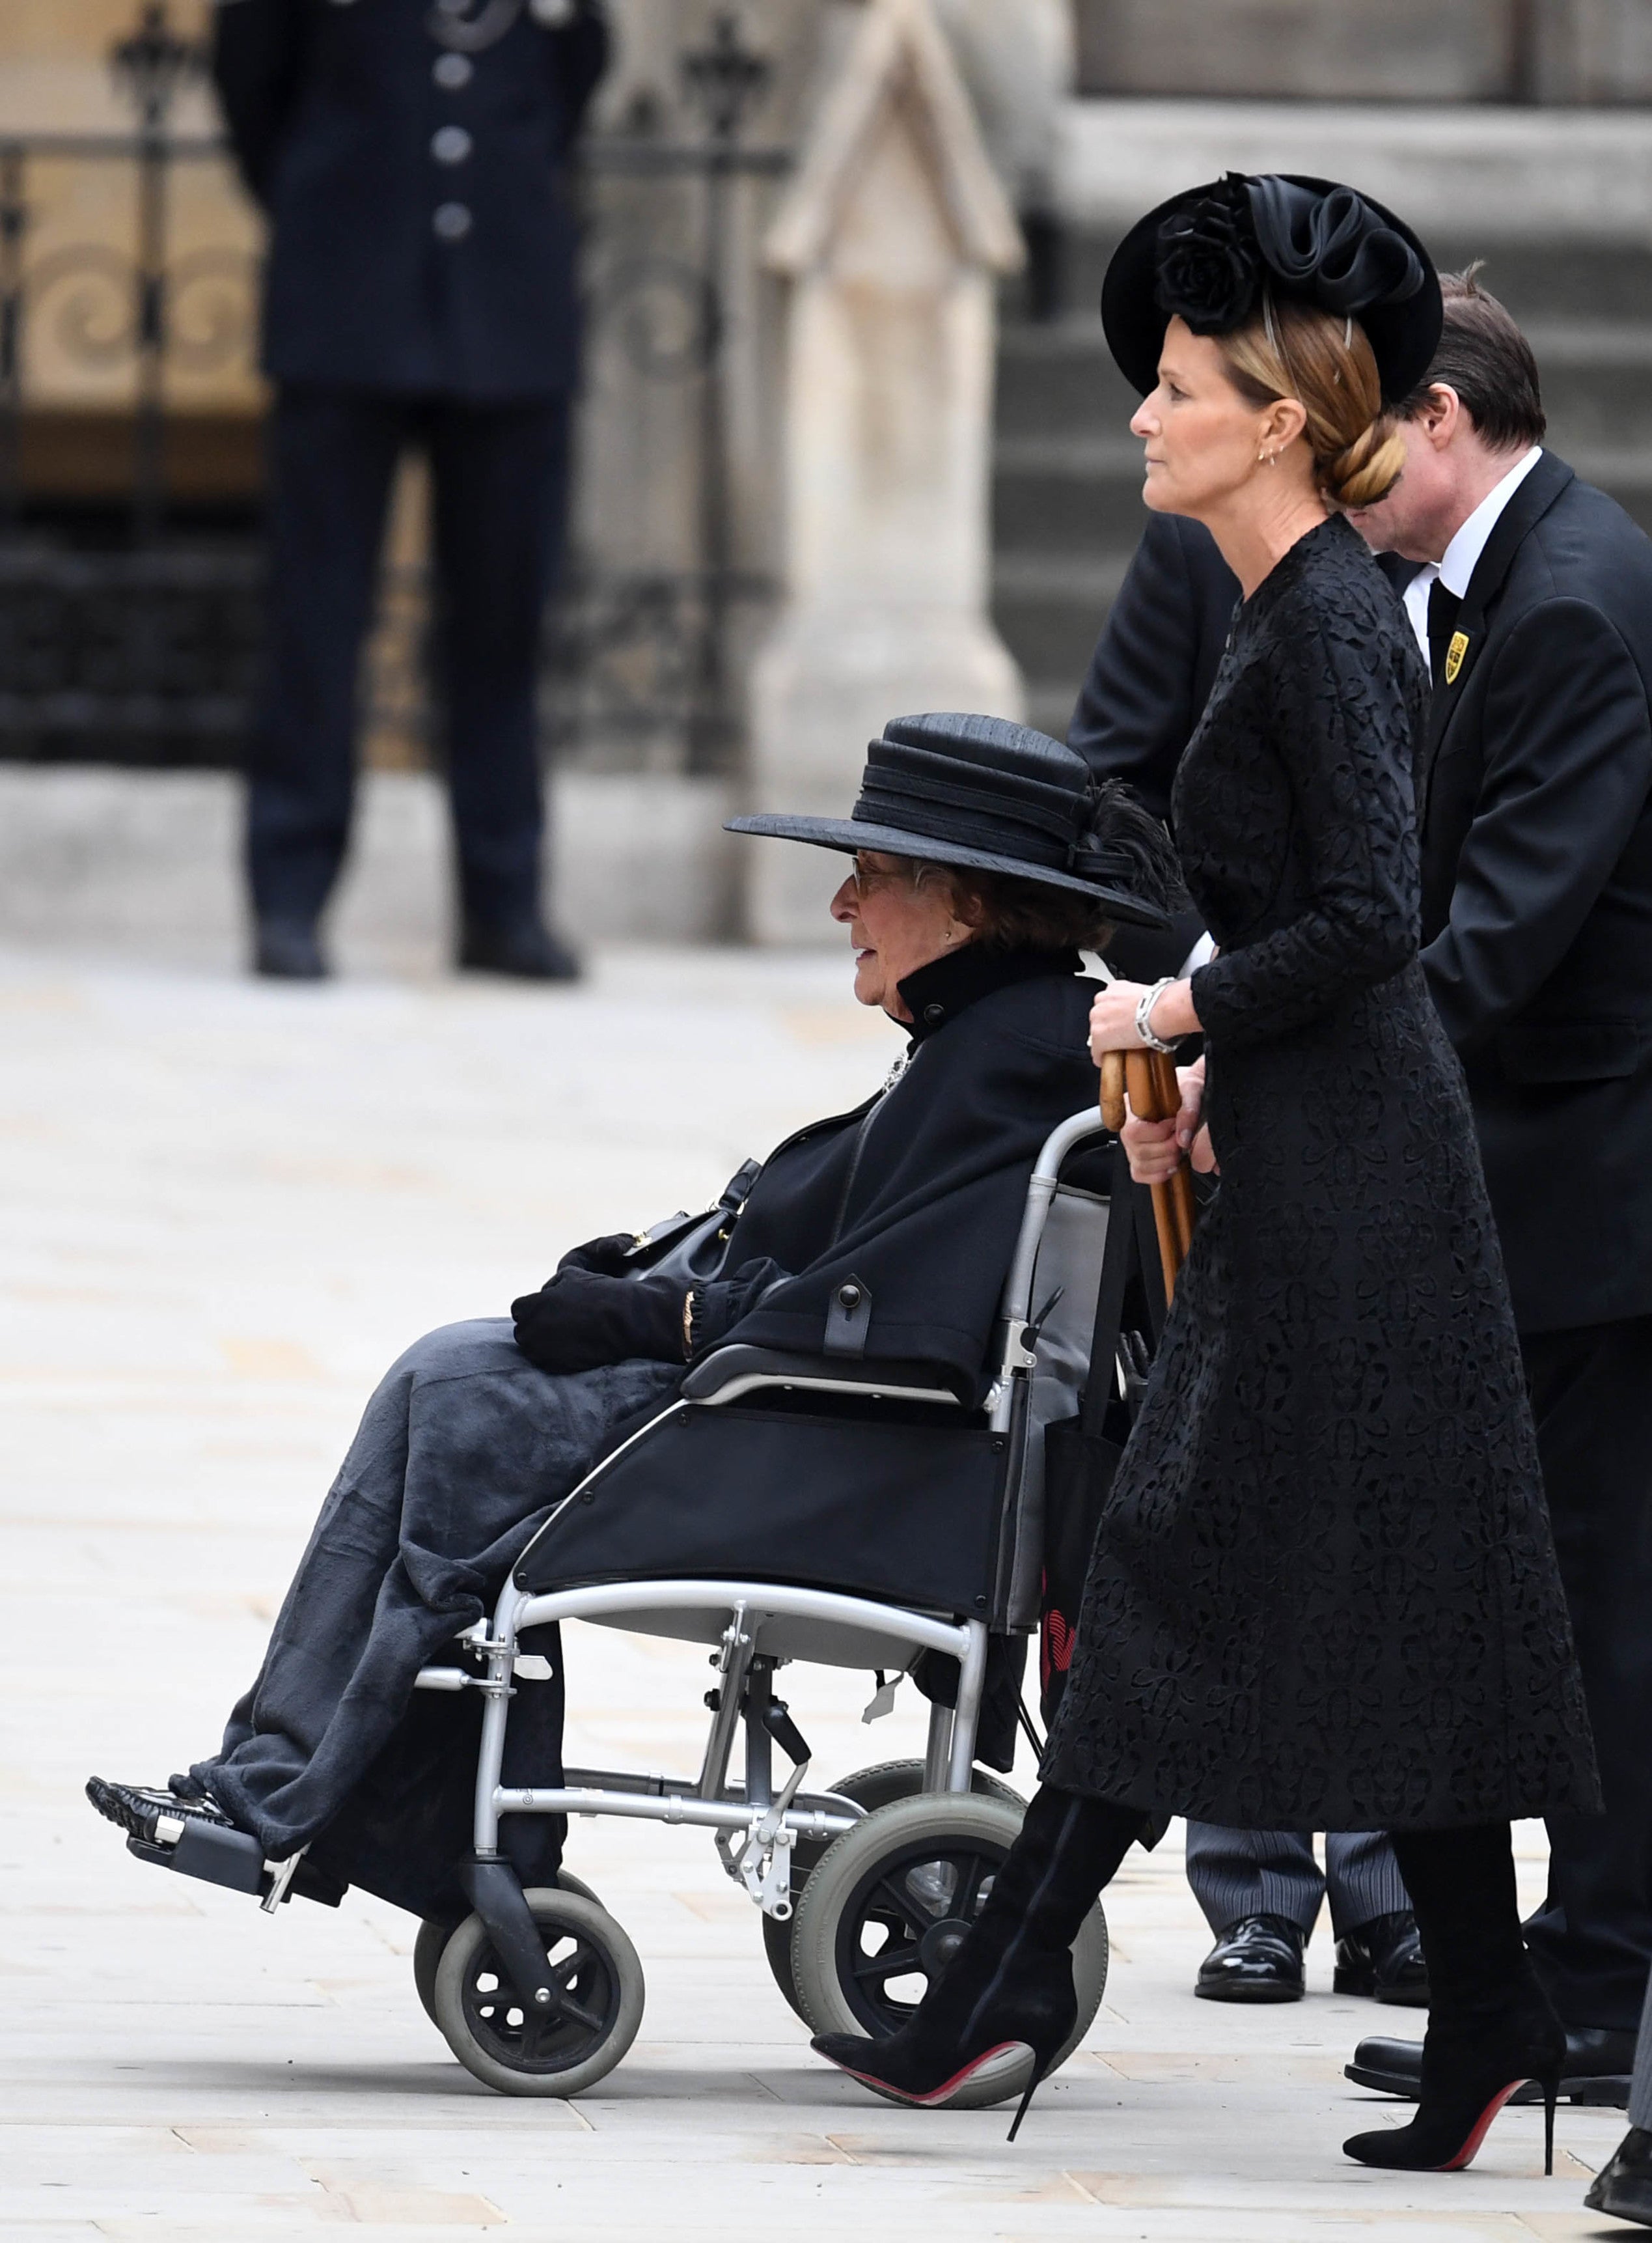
[0,3,788,774]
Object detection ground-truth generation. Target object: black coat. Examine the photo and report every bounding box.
[1067,515,1235,982]
[1068,513,1237,824]
[1415,453,1652,1332]
[1043,518,1597,1830]
[211,0,608,398]
[695,946,1101,1391]
[1074,471,1652,1335]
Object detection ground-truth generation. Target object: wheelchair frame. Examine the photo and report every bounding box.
[412,1104,1116,1934]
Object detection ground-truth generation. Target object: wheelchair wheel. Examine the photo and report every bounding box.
[432,1888,643,2097]
[787,1792,1108,2106]
[413,1869,599,2028]
[761,1761,1022,2022]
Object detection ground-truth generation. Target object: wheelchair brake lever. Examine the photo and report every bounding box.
[1004,1283,1066,1373]
[730,1757,811,1919]
[761,1695,811,1766]
[1025,1284,1065,1349]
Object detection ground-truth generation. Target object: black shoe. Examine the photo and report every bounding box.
[1343,1997,1563,2173]
[811,1786,1136,2138]
[1334,1910,1429,2006]
[458,917,581,981]
[1347,2021,1635,2108]
[1196,1914,1305,2003]
[87,1776,232,1845]
[254,918,328,980]
[1587,2127,1652,2226]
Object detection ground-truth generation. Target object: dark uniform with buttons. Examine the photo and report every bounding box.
[211,0,609,975]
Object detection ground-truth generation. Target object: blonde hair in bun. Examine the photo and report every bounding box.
[1217,292,1407,509]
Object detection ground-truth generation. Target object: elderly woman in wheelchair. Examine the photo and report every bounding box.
[88,713,1176,2100]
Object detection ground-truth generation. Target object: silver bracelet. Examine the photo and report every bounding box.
[1135,977,1180,1053]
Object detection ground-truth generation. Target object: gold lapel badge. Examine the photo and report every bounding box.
[1444,630,1470,685]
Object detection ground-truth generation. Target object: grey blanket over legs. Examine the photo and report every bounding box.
[187,1319,681,1918]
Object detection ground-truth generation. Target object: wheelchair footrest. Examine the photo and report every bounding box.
[127,1818,269,1897]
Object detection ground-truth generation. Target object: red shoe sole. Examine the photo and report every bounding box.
[1432,2080,1524,2171]
[831,2041,1033,2109]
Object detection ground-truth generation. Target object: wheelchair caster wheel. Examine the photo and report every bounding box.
[413,1869,599,2028]
[761,1761,1022,2023]
[788,1792,1108,2106]
[432,1888,643,2097]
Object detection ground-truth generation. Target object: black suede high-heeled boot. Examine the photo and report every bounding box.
[812,1786,1142,2136]
[1344,1823,1565,2175]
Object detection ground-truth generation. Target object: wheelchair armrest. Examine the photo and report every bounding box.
[680,1344,970,1409]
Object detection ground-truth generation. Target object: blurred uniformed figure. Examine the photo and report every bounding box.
[212,0,609,980]
[933,0,1075,320]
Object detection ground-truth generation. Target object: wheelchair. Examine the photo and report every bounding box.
[178,1106,1159,2108]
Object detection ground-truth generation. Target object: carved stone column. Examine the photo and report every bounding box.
[745,0,1025,943]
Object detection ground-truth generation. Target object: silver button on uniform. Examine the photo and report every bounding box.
[432,53,473,90]
[433,201,472,242]
[432,124,473,165]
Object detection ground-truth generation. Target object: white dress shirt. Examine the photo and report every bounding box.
[1401,443,1545,663]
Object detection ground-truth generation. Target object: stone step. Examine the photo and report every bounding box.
[996,430,1652,558]
[1056,100,1652,255]
[994,436,1145,560]
[1054,232,1652,328]
[996,315,1652,452]
[0,766,740,958]
[993,551,1128,701]
[999,421,1652,558]
[993,440,1652,710]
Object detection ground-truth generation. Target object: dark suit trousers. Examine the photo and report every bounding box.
[247,386,572,929]
[1521,1315,1652,2031]
[1185,1823,1409,1942]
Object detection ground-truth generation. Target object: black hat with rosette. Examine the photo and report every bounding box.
[727,712,1179,929]
[1101,173,1442,404]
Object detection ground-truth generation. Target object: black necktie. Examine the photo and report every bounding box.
[1427,579,1463,690]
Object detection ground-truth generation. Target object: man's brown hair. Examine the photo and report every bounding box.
[1399,266,1547,451]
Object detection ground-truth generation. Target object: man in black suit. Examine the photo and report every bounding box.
[212,0,609,979]
[1341,271,1652,2106]
[1071,512,1427,2011]
[1071,272,1652,2097]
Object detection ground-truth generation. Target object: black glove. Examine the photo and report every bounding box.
[511,1268,685,1374]
[554,1231,639,1278]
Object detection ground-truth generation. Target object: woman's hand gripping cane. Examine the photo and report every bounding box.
[1090,979,1207,1300]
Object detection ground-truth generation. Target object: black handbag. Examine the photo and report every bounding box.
[618,1157,762,1287]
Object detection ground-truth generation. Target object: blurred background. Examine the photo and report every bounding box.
[0,0,1646,961]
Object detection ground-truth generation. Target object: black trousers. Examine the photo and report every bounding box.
[1184,1822,1409,1942]
[1521,1315,1652,2031]
[247,385,572,930]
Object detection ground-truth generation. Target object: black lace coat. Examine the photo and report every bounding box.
[1043,517,1600,1831]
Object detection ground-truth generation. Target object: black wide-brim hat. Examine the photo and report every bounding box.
[1103,173,1442,406]
[727,712,1176,930]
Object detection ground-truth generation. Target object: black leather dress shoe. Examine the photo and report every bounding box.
[1347,2022,1634,2108]
[255,918,328,980]
[87,1776,232,1845]
[1587,2126,1652,2225]
[458,918,582,981]
[1333,1909,1429,2006]
[1196,1913,1306,2003]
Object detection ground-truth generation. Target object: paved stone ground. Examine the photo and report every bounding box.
[0,942,1627,2242]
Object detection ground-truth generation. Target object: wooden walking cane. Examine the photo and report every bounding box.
[1098,1046,1196,1302]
